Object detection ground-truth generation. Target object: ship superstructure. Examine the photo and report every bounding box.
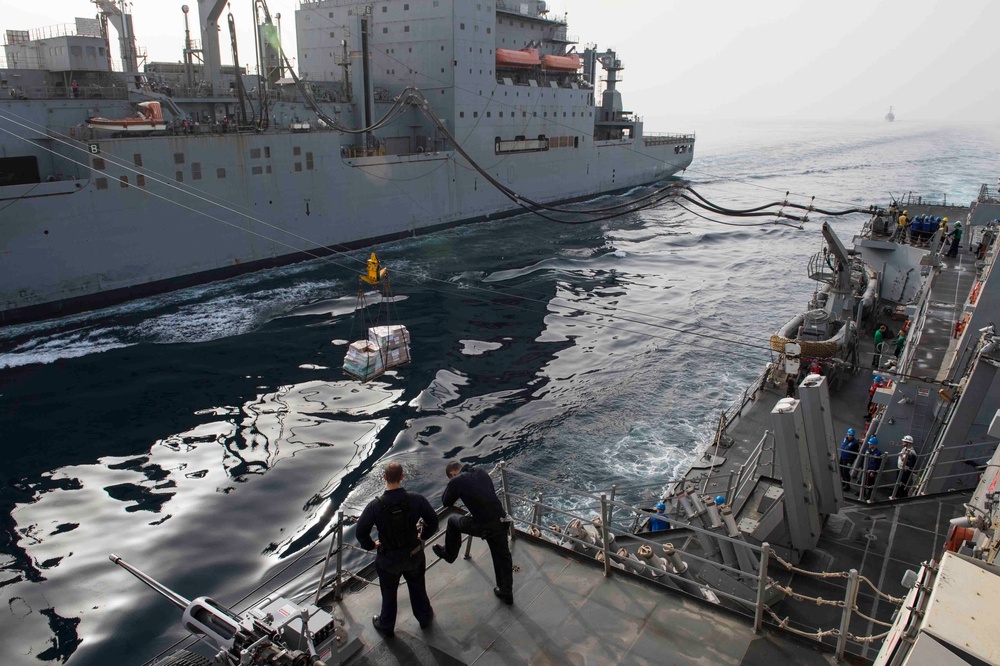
[0,0,694,325]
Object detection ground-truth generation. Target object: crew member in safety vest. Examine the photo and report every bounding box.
[946,221,963,258]
[839,428,860,490]
[892,436,918,499]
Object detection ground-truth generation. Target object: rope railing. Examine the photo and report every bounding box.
[505,463,908,659]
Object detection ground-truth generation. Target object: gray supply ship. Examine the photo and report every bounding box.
[0,0,694,326]
[109,184,1000,664]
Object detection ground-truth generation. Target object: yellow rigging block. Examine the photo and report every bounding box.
[360,253,388,285]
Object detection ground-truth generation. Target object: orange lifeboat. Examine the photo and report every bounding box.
[541,54,580,72]
[87,101,168,133]
[496,48,541,69]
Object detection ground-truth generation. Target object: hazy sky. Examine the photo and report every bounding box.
[4,0,999,122]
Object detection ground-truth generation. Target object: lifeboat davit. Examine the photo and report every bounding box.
[87,101,168,133]
[541,54,580,72]
[496,48,540,69]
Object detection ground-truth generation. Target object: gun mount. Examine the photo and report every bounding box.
[109,554,362,665]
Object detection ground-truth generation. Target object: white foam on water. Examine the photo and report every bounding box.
[459,339,503,356]
[1,278,343,367]
[0,327,130,369]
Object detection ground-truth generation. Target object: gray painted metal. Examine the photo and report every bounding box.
[0,0,694,323]
[770,398,822,557]
[797,374,844,514]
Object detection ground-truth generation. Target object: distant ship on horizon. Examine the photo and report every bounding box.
[885,105,895,122]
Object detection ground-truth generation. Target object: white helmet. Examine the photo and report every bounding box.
[902,435,914,444]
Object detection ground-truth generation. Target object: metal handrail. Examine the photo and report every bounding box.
[499,466,885,657]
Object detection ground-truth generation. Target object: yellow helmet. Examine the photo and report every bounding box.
[903,210,908,215]
[943,217,948,222]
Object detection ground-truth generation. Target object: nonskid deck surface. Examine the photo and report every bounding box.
[693,244,978,505]
[669,241,976,659]
[340,536,841,665]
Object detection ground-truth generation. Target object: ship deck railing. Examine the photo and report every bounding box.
[642,132,696,146]
[302,462,883,660]
[4,84,129,101]
[978,183,1000,204]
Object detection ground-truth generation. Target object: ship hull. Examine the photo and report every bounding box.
[0,128,692,325]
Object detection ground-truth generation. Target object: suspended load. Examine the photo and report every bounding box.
[343,340,385,380]
[495,48,541,68]
[369,325,411,369]
[343,253,411,382]
[540,54,581,72]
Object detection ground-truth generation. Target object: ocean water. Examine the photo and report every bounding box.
[2,119,999,665]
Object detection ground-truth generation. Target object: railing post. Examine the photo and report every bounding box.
[608,484,617,524]
[315,511,343,605]
[753,542,770,634]
[334,511,345,600]
[499,462,515,541]
[836,569,860,661]
[599,493,612,577]
[531,492,544,528]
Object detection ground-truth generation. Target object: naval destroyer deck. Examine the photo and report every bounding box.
[117,193,1000,665]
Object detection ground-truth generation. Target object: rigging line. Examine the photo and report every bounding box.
[673,201,800,228]
[618,142,873,210]
[297,1,866,216]
[388,275,774,363]
[0,109,373,270]
[677,194,807,221]
[4,122,781,362]
[280,12,688,217]
[685,186,868,217]
[0,181,43,213]
[0,125,372,275]
[410,95,683,223]
[0,106,286,221]
[408,89,688,218]
[293,8,658,193]
[351,157,452,181]
[0,117,775,353]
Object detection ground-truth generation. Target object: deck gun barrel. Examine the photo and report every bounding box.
[109,553,191,609]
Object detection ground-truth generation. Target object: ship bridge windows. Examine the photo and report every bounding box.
[174,152,184,164]
[119,175,128,188]
[191,163,202,181]
[95,178,108,190]
[136,175,145,188]
[133,153,143,167]
[175,171,183,182]
[92,157,106,170]
[217,168,226,179]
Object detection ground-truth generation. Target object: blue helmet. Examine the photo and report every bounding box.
[936,217,942,223]
[847,428,856,436]
[655,502,666,511]
[868,436,878,446]
[715,496,726,506]
[874,376,883,382]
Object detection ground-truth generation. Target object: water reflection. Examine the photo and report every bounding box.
[2,376,403,663]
